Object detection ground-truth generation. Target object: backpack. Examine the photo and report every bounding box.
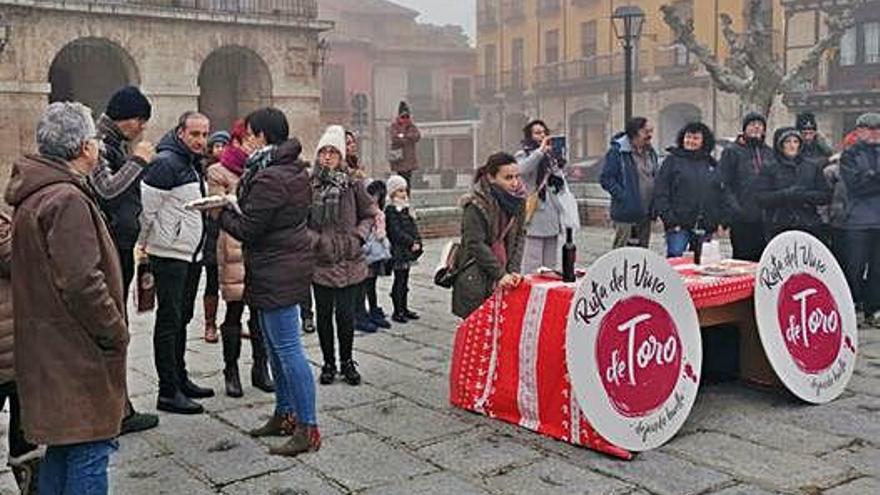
[433,241,474,289]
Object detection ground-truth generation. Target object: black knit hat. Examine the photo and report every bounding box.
[773,126,802,154]
[398,101,411,117]
[741,112,767,133]
[796,112,818,131]
[106,86,152,121]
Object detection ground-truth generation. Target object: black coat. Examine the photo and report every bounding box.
[385,204,422,264]
[653,148,724,232]
[754,153,831,238]
[720,137,775,224]
[97,118,145,250]
[840,141,880,229]
[219,140,315,310]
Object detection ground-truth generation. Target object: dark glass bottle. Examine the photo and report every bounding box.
[562,227,577,282]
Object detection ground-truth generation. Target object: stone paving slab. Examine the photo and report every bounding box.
[360,471,492,495]
[298,431,437,491]
[109,457,215,495]
[220,463,345,495]
[334,397,474,447]
[417,429,546,477]
[823,477,880,495]
[485,458,634,495]
[665,432,852,492]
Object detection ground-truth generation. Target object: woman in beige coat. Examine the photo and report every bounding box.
[207,122,273,397]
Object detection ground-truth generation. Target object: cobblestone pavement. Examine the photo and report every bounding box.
[1,226,878,494]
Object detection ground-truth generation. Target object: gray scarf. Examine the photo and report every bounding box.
[310,165,350,228]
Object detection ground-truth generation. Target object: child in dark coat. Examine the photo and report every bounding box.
[385,175,423,323]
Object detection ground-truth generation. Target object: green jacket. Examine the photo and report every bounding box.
[452,180,526,319]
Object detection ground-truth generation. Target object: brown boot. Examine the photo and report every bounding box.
[269,424,321,457]
[203,295,219,343]
[248,413,296,438]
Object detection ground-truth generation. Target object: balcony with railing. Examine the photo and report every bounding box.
[654,45,698,75]
[502,0,526,22]
[477,8,499,30]
[475,73,499,100]
[536,0,561,15]
[533,52,647,93]
[500,69,525,93]
[24,0,319,18]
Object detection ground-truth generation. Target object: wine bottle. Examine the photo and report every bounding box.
[562,227,577,282]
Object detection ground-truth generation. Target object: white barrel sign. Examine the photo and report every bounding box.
[755,231,858,403]
[566,248,702,451]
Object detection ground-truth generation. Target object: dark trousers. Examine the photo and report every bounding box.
[730,222,766,262]
[301,287,313,321]
[0,382,38,459]
[842,229,880,314]
[118,246,135,304]
[151,257,200,397]
[203,263,219,299]
[392,269,410,314]
[400,171,413,194]
[313,283,357,366]
[365,276,379,313]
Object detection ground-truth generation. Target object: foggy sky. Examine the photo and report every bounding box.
[391,0,476,43]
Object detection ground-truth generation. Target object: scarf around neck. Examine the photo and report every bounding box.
[310,165,351,228]
[490,183,525,218]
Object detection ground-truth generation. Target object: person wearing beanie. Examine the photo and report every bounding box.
[87,85,160,435]
[388,101,421,189]
[795,111,834,160]
[310,125,379,387]
[754,127,830,241]
[384,174,423,323]
[719,111,775,261]
[208,131,231,162]
[840,112,880,326]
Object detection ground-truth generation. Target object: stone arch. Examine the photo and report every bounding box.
[659,102,702,149]
[569,108,607,162]
[198,45,273,131]
[48,37,140,116]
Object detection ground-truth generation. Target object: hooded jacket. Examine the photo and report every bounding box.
[599,134,659,223]
[840,140,880,229]
[140,130,205,263]
[388,118,421,173]
[310,126,378,288]
[653,127,724,233]
[754,129,831,237]
[452,179,526,319]
[0,212,13,384]
[219,140,315,310]
[3,155,128,445]
[719,133,775,224]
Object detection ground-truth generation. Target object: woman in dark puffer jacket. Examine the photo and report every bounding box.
[755,127,831,241]
[653,122,724,257]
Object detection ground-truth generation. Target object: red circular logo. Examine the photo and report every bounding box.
[777,273,842,374]
[595,296,683,418]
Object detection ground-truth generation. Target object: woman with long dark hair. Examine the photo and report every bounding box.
[515,120,577,274]
[452,152,527,319]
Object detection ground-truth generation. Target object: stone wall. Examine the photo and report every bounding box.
[0,2,329,196]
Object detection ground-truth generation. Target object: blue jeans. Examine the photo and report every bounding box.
[258,305,318,426]
[665,229,709,258]
[39,440,117,495]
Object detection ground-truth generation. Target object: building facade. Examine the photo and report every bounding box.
[318,0,478,187]
[475,0,796,181]
[0,0,331,195]
[783,0,880,140]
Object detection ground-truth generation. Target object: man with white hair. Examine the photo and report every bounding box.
[3,101,128,494]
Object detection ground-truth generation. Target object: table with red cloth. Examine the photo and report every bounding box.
[448,258,765,460]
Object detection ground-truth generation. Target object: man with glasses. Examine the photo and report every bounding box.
[88,86,159,435]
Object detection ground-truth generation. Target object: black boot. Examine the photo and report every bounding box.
[221,323,243,398]
[249,319,275,393]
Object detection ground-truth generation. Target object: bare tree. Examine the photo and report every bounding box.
[660,0,863,117]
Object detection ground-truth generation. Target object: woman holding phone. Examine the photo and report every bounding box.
[515,120,579,274]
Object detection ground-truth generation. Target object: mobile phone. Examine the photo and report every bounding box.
[549,135,566,156]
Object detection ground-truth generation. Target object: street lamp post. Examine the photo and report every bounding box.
[611,6,645,125]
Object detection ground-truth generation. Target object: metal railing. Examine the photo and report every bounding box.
[26,0,319,18]
[475,73,499,97]
[533,52,647,90]
[500,69,524,92]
